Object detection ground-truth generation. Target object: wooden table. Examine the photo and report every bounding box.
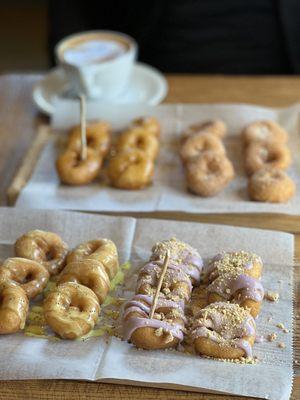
[0,73,299,400]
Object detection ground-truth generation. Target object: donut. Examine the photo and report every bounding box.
[0,257,49,299]
[57,259,110,304]
[203,251,264,317]
[180,132,225,163]
[44,282,100,339]
[182,120,227,143]
[185,152,234,197]
[106,149,154,190]
[115,128,159,161]
[56,148,102,185]
[131,116,161,138]
[191,302,256,359]
[67,238,119,280]
[67,121,111,157]
[244,142,291,175]
[242,120,288,146]
[123,294,186,350]
[15,229,68,275]
[248,167,296,203]
[0,281,29,334]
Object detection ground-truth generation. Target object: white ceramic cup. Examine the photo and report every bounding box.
[55,30,137,99]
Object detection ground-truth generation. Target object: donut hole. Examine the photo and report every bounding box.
[45,248,55,261]
[22,272,34,283]
[207,159,221,174]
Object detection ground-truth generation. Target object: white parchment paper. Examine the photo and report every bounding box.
[16,100,300,214]
[0,207,294,400]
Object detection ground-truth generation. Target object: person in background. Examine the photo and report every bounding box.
[48,0,300,74]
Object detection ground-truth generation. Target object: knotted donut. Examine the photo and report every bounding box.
[248,167,296,203]
[57,259,110,304]
[0,257,49,299]
[115,128,159,161]
[106,149,154,190]
[67,238,119,280]
[242,120,288,146]
[56,148,102,185]
[182,119,227,143]
[185,152,234,197]
[131,116,160,138]
[0,281,29,334]
[15,229,68,275]
[180,132,225,163]
[190,302,256,359]
[44,282,100,339]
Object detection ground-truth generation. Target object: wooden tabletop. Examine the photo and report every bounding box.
[0,73,299,399]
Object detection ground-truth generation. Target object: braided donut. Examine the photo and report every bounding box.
[242,120,288,147]
[0,281,29,334]
[190,302,256,359]
[15,230,68,275]
[67,121,111,157]
[245,142,291,175]
[131,117,160,138]
[57,259,110,304]
[185,152,234,197]
[56,148,102,185]
[107,149,154,190]
[44,282,100,339]
[115,128,159,161]
[67,239,119,280]
[182,120,227,143]
[248,167,296,203]
[0,258,49,299]
[180,132,225,163]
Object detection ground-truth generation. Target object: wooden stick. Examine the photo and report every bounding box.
[79,94,87,161]
[149,249,170,319]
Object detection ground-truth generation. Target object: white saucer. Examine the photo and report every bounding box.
[33,63,168,115]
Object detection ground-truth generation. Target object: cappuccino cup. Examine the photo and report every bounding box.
[55,31,137,99]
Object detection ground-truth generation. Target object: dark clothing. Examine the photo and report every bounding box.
[48,0,300,74]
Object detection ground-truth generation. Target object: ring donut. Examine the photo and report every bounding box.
[0,257,49,299]
[180,132,225,163]
[185,152,234,197]
[107,149,154,190]
[182,120,227,143]
[242,120,288,146]
[0,281,29,334]
[44,282,100,339]
[15,229,68,275]
[67,238,119,280]
[248,167,296,203]
[56,148,102,185]
[245,141,291,175]
[115,128,159,161]
[131,117,160,138]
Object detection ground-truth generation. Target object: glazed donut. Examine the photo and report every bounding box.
[185,152,234,197]
[115,128,159,161]
[67,238,119,280]
[67,121,111,157]
[15,229,68,275]
[107,149,154,190]
[242,120,288,147]
[0,281,29,334]
[57,259,110,304]
[44,282,100,339]
[203,251,264,317]
[180,132,225,163]
[131,116,161,138]
[245,141,291,175]
[123,294,186,350]
[0,257,49,299]
[182,120,227,143]
[56,148,102,185]
[190,302,256,359]
[248,167,296,203]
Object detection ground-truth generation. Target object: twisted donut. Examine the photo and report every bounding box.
[248,167,296,203]
[15,229,68,275]
[56,148,102,185]
[131,116,160,138]
[107,149,154,190]
[44,282,100,339]
[242,120,288,147]
[0,281,29,334]
[185,152,234,197]
[0,257,49,299]
[67,238,119,280]
[191,302,256,359]
[57,259,110,304]
[182,120,227,143]
[115,128,159,161]
[180,132,225,163]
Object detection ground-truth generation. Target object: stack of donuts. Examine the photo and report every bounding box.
[122,238,203,349]
[179,120,235,197]
[56,121,111,185]
[106,117,160,190]
[242,120,295,203]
